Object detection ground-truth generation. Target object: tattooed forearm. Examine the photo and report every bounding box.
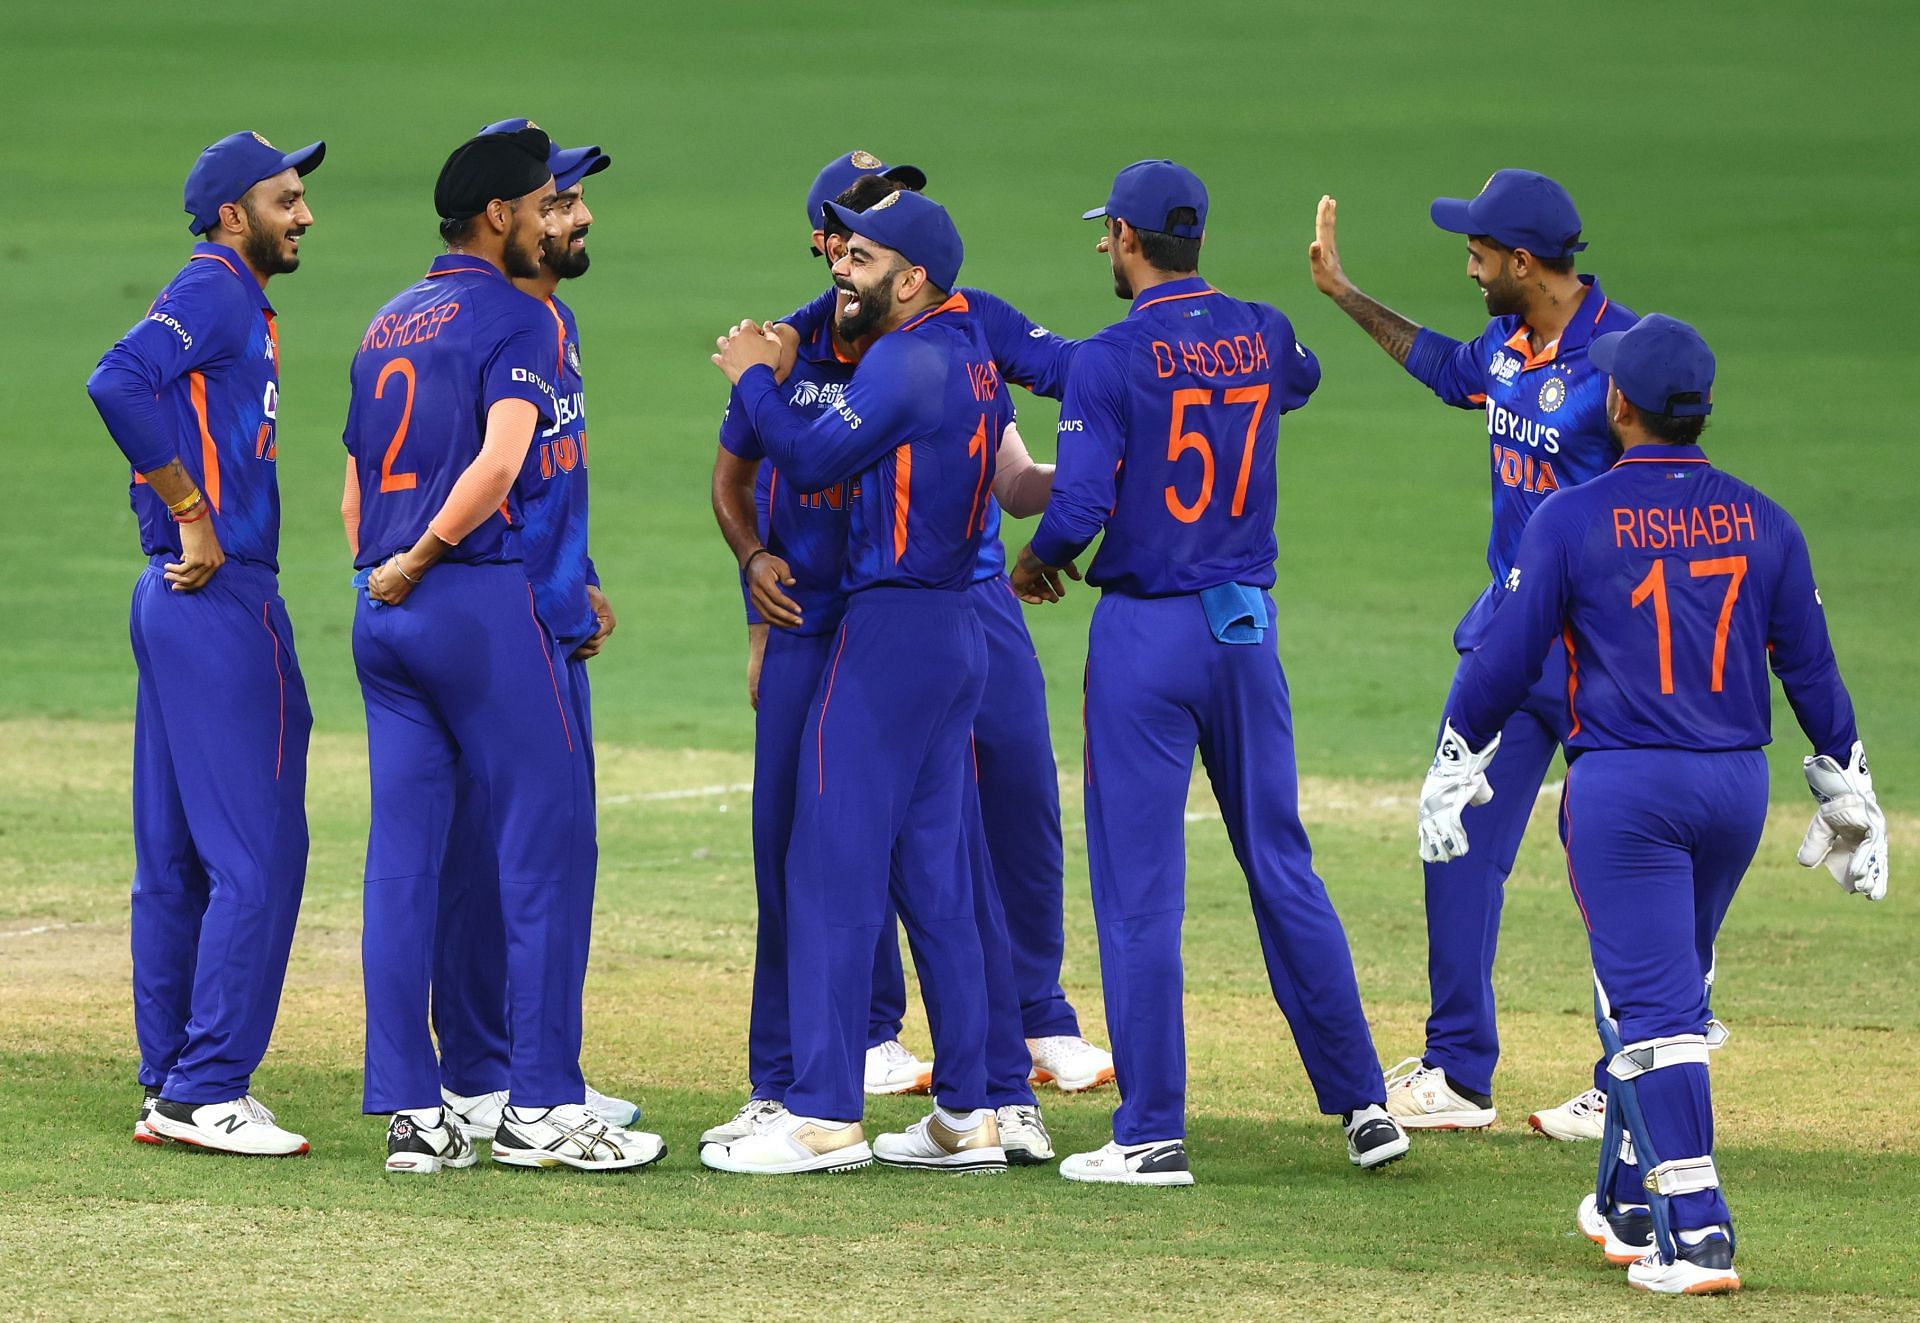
[1332,286,1420,365]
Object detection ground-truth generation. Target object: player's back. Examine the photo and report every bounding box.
[842,295,1012,594]
[345,257,557,569]
[1082,280,1319,596]
[1550,448,1810,752]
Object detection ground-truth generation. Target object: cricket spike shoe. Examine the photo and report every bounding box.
[144,1095,310,1157]
[873,1108,1007,1174]
[134,1086,168,1145]
[1530,1087,1607,1141]
[441,1086,508,1141]
[1627,1226,1741,1295]
[700,1110,872,1175]
[700,1097,788,1148]
[1381,1058,1497,1130]
[1577,1192,1655,1265]
[1343,1104,1411,1169]
[1058,1139,1195,1187]
[384,1110,477,1174]
[864,1039,933,1095]
[490,1103,666,1172]
[1027,1036,1116,1093]
[997,1104,1054,1165]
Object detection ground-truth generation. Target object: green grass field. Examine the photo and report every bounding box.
[4,1,1918,1317]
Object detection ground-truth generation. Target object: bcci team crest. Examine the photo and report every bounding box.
[567,339,581,374]
[1538,375,1567,413]
[870,190,902,211]
[850,150,883,169]
[250,131,274,148]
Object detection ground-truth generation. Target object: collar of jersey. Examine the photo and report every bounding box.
[1128,275,1215,317]
[425,253,512,282]
[188,242,274,313]
[1500,274,1608,369]
[897,290,971,335]
[1613,443,1709,468]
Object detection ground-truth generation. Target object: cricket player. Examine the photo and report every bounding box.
[1309,170,1638,1138]
[1418,314,1885,1294]
[343,124,662,1174]
[87,130,323,1157]
[419,118,641,1142]
[706,190,1015,1175]
[1013,160,1408,1183]
[772,164,1115,1101]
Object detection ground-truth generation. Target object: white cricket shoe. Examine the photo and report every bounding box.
[385,1109,477,1174]
[1027,1035,1116,1093]
[873,1108,1006,1174]
[144,1094,310,1157]
[1530,1087,1606,1141]
[441,1086,508,1140]
[1059,1139,1194,1186]
[1628,1226,1740,1295]
[864,1039,933,1095]
[490,1102,665,1172]
[1343,1104,1411,1169]
[700,1109,872,1175]
[1382,1058,1497,1130]
[585,1083,643,1128]
[997,1104,1054,1165]
[1577,1192,1655,1265]
[700,1097,788,1147]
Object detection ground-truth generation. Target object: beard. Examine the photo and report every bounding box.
[542,225,591,279]
[1479,271,1525,318]
[834,277,890,341]
[1111,257,1132,300]
[503,226,544,279]
[241,216,301,275]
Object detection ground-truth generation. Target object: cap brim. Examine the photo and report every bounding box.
[1080,206,1108,221]
[881,164,927,191]
[1429,196,1475,235]
[282,141,325,177]
[1589,329,1627,376]
[552,146,610,193]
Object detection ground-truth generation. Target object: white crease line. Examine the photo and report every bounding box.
[0,922,82,940]
[602,782,752,806]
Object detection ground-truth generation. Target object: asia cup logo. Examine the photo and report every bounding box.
[1538,375,1567,412]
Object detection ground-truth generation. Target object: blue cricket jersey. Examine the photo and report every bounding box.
[1447,445,1859,760]
[517,294,599,648]
[1029,277,1320,595]
[88,244,287,569]
[1403,276,1637,645]
[735,293,1013,593]
[782,285,1079,583]
[343,255,559,570]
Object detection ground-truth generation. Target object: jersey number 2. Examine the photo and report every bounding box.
[1164,386,1269,523]
[1629,555,1748,693]
[376,357,417,493]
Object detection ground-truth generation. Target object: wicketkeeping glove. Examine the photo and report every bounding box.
[1418,722,1501,865]
[1796,740,1888,901]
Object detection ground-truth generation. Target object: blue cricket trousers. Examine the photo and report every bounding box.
[1564,748,1766,1230]
[129,557,311,1104]
[1082,591,1384,1145]
[1420,641,1570,1098]
[428,652,598,1097]
[783,587,992,1122]
[353,563,589,1113]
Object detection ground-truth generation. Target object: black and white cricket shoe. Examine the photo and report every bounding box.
[1344,1104,1411,1170]
[1628,1225,1740,1295]
[1058,1139,1195,1186]
[144,1094,310,1156]
[490,1102,666,1172]
[385,1110,478,1174]
[997,1104,1054,1165]
[1577,1192,1656,1264]
[134,1086,168,1146]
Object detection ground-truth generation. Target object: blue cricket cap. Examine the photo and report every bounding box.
[1590,314,1715,418]
[1430,168,1587,260]
[822,190,963,293]
[183,131,324,235]
[806,150,927,234]
[1082,159,1207,238]
[479,118,610,193]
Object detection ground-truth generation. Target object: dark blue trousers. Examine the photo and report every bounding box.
[429,653,597,1097]
[129,558,311,1103]
[783,588,991,1122]
[1564,748,1765,1230]
[1420,643,1568,1098]
[1082,592,1383,1144]
[354,563,589,1113]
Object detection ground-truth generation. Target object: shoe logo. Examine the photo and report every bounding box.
[1133,1143,1189,1174]
[393,1119,414,1140]
[214,1114,250,1135]
[928,1114,998,1153]
[793,1122,863,1155]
